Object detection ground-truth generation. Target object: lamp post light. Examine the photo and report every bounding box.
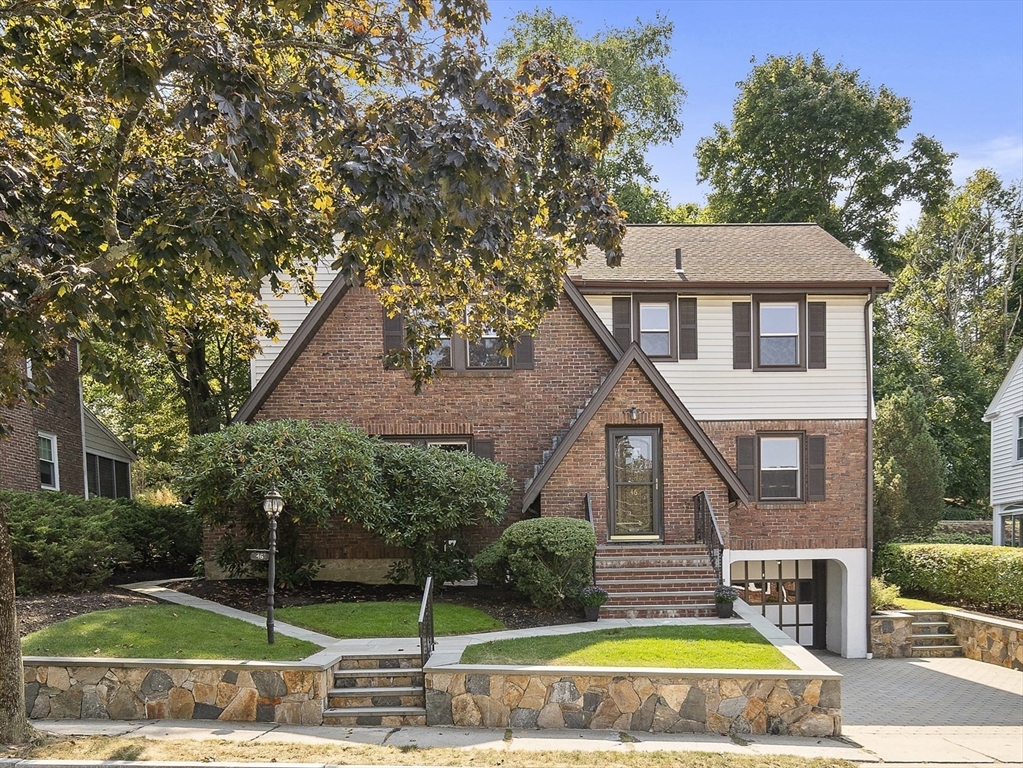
[263,487,284,645]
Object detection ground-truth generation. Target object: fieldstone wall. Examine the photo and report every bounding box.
[945,612,1023,670]
[425,672,840,736]
[870,612,915,658]
[23,663,328,724]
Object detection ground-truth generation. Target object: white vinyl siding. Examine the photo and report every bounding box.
[587,294,869,420]
[251,266,339,386]
[83,410,135,463]
[988,358,1023,507]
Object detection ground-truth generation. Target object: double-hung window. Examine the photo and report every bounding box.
[467,327,510,369]
[759,435,801,500]
[759,302,800,367]
[1016,415,1023,462]
[638,302,672,357]
[38,432,59,490]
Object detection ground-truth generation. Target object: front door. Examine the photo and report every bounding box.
[607,427,662,540]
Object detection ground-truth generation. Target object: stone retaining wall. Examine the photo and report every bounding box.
[945,612,1023,670]
[425,671,841,736]
[869,612,915,658]
[23,661,328,724]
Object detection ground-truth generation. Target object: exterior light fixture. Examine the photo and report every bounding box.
[263,486,285,644]
[628,407,640,421]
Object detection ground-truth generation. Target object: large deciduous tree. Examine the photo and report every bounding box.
[0,0,626,741]
[695,52,953,272]
[496,8,687,223]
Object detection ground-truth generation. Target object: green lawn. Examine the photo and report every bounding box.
[275,601,504,638]
[893,597,952,611]
[460,625,797,669]
[21,605,321,661]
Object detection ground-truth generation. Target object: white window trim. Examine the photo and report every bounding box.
[758,302,801,367]
[1016,414,1023,463]
[38,431,60,491]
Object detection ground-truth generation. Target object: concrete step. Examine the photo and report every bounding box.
[910,621,953,635]
[909,634,960,646]
[329,685,422,698]
[336,654,421,670]
[322,706,427,727]
[333,668,423,688]
[602,603,718,619]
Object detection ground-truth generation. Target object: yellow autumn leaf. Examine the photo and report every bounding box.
[260,200,274,210]
[142,6,152,16]
[1,88,22,108]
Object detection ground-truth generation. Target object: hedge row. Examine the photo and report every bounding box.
[876,543,1023,612]
[0,490,202,594]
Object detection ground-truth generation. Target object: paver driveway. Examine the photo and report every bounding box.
[817,652,1023,765]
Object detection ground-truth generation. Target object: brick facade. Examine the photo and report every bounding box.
[0,349,85,497]
[542,362,731,545]
[701,420,869,551]
[252,287,617,562]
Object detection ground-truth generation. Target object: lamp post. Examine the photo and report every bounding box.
[263,487,284,645]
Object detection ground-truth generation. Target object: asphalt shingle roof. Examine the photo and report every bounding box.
[572,223,891,287]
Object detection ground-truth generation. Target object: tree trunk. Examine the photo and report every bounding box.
[0,503,32,744]
[169,331,222,436]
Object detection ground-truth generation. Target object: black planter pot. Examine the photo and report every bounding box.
[584,605,600,621]
[715,601,733,619]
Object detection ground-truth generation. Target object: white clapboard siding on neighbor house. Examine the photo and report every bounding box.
[586,294,870,421]
[988,350,1023,507]
[251,266,340,387]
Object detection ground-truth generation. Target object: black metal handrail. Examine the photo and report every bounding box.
[584,493,597,585]
[418,575,435,671]
[693,491,725,584]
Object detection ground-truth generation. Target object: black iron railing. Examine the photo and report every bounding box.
[418,575,435,671]
[584,493,597,585]
[693,491,725,584]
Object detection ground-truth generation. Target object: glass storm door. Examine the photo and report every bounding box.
[608,428,662,540]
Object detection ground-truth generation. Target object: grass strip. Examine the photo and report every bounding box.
[21,604,320,660]
[893,597,952,611]
[19,735,858,767]
[461,625,797,669]
[275,600,504,638]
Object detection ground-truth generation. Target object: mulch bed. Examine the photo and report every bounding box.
[16,590,158,638]
[170,577,582,630]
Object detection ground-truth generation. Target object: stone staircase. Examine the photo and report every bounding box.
[595,544,718,618]
[322,653,426,726]
[909,611,963,658]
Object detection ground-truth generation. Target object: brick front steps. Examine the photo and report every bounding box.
[596,544,718,619]
[322,653,426,726]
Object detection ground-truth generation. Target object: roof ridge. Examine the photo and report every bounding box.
[621,222,820,228]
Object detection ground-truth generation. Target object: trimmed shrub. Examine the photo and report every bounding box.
[2,491,130,594]
[109,499,203,572]
[473,541,509,586]
[870,577,901,613]
[479,517,596,609]
[877,543,1023,613]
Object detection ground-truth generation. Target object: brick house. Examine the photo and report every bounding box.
[237,223,890,658]
[0,344,135,499]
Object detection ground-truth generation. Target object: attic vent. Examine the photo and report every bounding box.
[675,247,685,276]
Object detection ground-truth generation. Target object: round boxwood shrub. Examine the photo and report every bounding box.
[475,517,596,609]
[877,543,1023,613]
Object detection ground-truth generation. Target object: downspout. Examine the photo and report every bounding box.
[864,288,877,657]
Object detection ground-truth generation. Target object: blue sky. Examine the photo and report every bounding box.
[483,0,1023,213]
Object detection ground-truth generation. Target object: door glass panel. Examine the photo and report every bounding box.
[610,431,658,537]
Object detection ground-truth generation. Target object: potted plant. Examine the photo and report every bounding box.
[713,584,739,619]
[579,586,609,621]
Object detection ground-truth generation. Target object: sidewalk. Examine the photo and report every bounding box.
[16,715,1023,768]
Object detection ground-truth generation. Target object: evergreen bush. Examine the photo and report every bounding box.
[477,517,596,609]
[877,543,1023,612]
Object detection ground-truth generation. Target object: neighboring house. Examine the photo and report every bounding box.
[983,346,1023,547]
[0,344,135,499]
[237,223,890,658]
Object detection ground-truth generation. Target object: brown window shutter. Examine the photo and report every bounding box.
[806,435,826,501]
[736,435,756,496]
[382,309,404,368]
[473,439,495,462]
[808,302,827,369]
[513,333,535,369]
[733,302,751,369]
[678,298,698,359]
[612,297,632,350]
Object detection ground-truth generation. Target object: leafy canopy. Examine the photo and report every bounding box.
[696,52,953,271]
[496,9,687,223]
[0,0,626,411]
